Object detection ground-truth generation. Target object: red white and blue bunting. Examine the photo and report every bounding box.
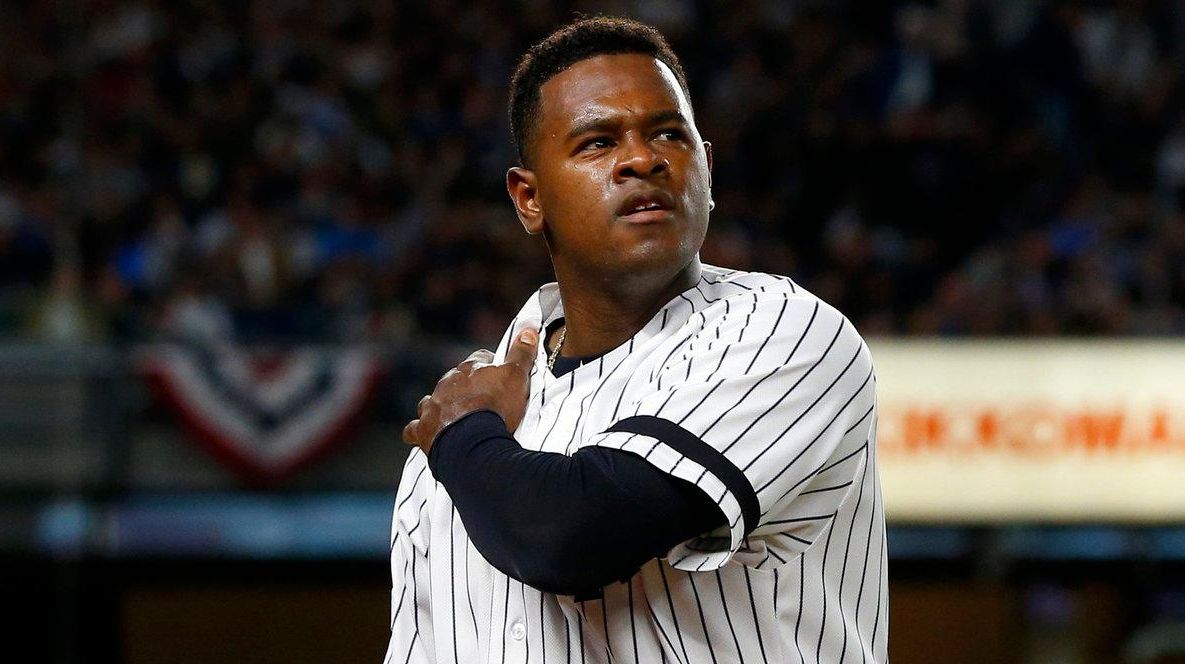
[137,345,386,484]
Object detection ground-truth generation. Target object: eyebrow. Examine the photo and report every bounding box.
[564,109,689,141]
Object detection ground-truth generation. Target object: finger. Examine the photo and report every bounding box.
[402,420,419,445]
[457,349,496,374]
[436,367,461,387]
[416,395,430,417]
[503,327,539,370]
[462,348,495,365]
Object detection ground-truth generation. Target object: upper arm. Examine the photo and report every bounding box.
[586,294,877,570]
[388,453,434,661]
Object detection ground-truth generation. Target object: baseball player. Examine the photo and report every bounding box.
[388,16,886,664]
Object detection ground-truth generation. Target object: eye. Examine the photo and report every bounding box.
[654,127,687,142]
[578,136,614,152]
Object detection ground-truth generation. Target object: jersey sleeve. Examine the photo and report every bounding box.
[385,452,435,663]
[585,292,877,571]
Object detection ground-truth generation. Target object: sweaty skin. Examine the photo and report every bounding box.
[391,38,887,664]
[404,53,715,449]
[402,332,536,455]
[508,53,714,357]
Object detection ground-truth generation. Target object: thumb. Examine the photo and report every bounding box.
[504,327,539,370]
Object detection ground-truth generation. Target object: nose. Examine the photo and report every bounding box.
[613,137,668,181]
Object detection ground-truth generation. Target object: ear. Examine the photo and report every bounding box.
[506,167,544,235]
[703,141,714,184]
[703,141,715,210]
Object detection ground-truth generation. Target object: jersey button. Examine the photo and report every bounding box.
[509,621,526,641]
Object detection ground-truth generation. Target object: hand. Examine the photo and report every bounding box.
[402,327,539,455]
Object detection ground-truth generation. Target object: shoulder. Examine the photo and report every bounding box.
[696,265,859,345]
[509,282,556,323]
[492,283,557,359]
[698,264,800,299]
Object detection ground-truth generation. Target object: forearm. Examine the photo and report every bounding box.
[427,410,724,595]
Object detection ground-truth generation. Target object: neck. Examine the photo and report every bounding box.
[552,258,702,357]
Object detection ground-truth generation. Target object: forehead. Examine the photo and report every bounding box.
[537,53,692,133]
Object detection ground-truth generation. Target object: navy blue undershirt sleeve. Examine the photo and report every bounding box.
[427,410,726,597]
[605,415,761,537]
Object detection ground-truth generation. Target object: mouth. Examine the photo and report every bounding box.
[617,190,676,223]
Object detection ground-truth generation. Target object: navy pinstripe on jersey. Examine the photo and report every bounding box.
[385,264,887,664]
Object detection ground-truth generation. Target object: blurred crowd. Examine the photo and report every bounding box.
[1,0,1183,345]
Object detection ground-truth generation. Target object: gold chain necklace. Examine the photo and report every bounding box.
[547,326,566,373]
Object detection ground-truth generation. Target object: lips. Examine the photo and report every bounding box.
[617,190,676,222]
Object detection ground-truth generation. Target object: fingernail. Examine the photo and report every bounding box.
[519,329,538,345]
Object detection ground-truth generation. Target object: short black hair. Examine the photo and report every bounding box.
[508,16,691,167]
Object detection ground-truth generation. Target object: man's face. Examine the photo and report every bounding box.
[510,53,713,283]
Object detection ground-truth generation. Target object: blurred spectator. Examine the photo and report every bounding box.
[0,0,1182,344]
[1124,621,1185,664]
[159,273,233,345]
[27,264,108,343]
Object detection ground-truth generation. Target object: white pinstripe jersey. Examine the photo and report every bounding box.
[386,264,887,664]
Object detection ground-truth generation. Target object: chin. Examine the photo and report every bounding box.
[616,239,698,275]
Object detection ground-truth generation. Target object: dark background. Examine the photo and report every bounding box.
[2,0,1185,662]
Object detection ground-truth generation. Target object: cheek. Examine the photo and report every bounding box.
[686,155,713,195]
[543,166,611,218]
